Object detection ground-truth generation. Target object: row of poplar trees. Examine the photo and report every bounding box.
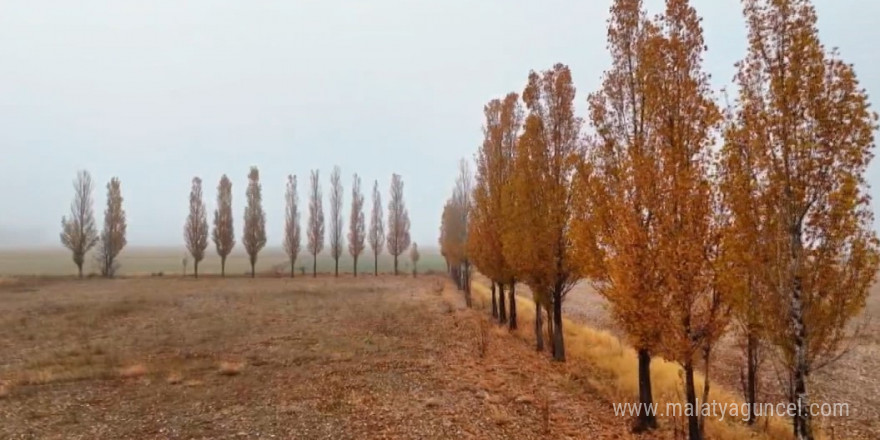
[440,1,878,440]
[184,166,413,278]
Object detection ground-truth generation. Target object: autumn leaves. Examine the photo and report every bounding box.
[445,1,878,440]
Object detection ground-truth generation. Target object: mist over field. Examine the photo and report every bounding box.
[0,246,446,277]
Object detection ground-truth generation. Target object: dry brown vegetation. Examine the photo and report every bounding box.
[0,275,651,439]
[517,278,880,440]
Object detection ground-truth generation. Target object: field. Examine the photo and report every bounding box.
[0,247,447,277]
[0,275,645,439]
[1,257,876,439]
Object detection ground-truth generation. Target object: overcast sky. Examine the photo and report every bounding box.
[0,0,877,249]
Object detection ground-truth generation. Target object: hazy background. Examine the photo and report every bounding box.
[0,0,877,250]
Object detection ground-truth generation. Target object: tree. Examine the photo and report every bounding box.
[61,170,100,278]
[726,1,880,438]
[283,175,302,278]
[328,166,344,277]
[647,3,724,439]
[348,173,366,276]
[243,166,267,278]
[307,169,325,277]
[470,93,523,330]
[719,80,775,428]
[570,0,665,430]
[410,242,420,277]
[386,173,411,275]
[184,177,209,278]
[440,197,466,295]
[513,64,582,362]
[503,114,555,351]
[96,177,127,277]
[368,180,385,275]
[212,174,235,277]
[453,160,474,305]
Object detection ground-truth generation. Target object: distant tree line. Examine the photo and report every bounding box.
[440,1,878,440]
[61,167,416,278]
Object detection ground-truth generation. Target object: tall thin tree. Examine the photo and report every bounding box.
[728,1,880,437]
[471,94,522,329]
[348,173,366,276]
[243,166,267,278]
[97,177,127,277]
[649,3,724,438]
[61,170,100,278]
[283,175,302,278]
[368,179,385,275]
[307,170,325,277]
[184,177,209,278]
[212,174,235,277]
[571,0,664,430]
[516,64,583,362]
[386,173,411,275]
[328,166,344,277]
[410,242,420,277]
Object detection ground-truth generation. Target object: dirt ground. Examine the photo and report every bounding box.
[556,281,880,440]
[0,275,643,439]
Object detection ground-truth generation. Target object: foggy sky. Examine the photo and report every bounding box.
[0,0,877,249]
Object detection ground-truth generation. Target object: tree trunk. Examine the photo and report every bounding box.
[684,362,703,440]
[334,257,339,277]
[353,256,358,277]
[551,287,565,361]
[535,301,544,352]
[221,256,226,277]
[250,259,255,278]
[194,260,199,279]
[633,348,658,432]
[374,253,379,276]
[791,277,813,440]
[463,262,472,308]
[290,259,295,278]
[508,282,517,330]
[498,284,507,324]
[789,226,813,440]
[313,254,317,278]
[701,344,712,435]
[745,332,758,425]
[77,262,84,279]
[545,306,553,351]
[394,255,399,275]
[490,282,498,319]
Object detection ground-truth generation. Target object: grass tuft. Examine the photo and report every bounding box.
[218,361,244,376]
[118,364,148,378]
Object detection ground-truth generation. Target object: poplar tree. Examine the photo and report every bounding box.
[60,170,99,278]
[243,167,267,278]
[212,174,235,277]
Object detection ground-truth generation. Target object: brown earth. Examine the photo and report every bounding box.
[0,275,646,439]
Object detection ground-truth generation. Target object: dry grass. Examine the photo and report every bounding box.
[470,282,796,440]
[217,361,244,376]
[166,371,184,385]
[118,364,148,378]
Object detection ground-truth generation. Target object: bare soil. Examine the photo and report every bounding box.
[0,275,642,439]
